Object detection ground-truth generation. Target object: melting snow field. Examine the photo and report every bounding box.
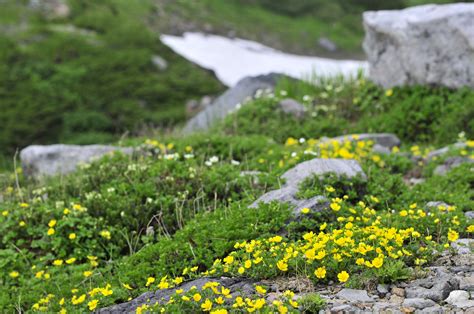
[161,32,368,86]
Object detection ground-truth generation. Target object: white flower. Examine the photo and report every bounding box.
[184,154,194,159]
[209,156,219,163]
[107,188,115,193]
[231,160,240,165]
[291,152,297,158]
[299,138,306,143]
[280,90,288,96]
[302,95,311,102]
[205,161,212,167]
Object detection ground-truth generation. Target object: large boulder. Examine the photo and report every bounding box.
[363,3,474,89]
[250,159,366,216]
[20,144,133,178]
[183,73,291,133]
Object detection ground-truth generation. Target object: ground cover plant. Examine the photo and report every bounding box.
[0,76,473,312]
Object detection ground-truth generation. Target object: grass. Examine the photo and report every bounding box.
[0,76,473,312]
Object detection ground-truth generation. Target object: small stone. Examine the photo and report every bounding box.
[330,304,353,312]
[465,211,474,219]
[392,287,405,297]
[414,305,444,314]
[389,295,404,304]
[452,300,474,308]
[445,290,470,305]
[451,239,474,255]
[402,298,436,309]
[377,284,389,295]
[278,98,307,119]
[459,276,474,291]
[335,289,374,303]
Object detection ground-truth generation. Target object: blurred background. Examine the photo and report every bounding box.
[0,0,469,167]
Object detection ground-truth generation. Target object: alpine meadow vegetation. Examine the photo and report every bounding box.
[0,76,473,312]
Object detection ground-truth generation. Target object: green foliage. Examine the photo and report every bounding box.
[0,0,223,157]
[222,77,474,146]
[299,293,327,313]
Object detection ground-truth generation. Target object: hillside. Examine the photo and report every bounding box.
[0,76,473,312]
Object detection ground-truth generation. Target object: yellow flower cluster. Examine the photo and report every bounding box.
[138,281,299,314]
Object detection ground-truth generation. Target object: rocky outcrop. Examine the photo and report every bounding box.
[29,0,70,19]
[363,3,474,89]
[322,133,401,150]
[250,159,366,216]
[433,157,474,176]
[99,277,256,313]
[20,144,133,178]
[183,73,291,132]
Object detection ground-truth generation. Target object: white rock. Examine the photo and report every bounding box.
[363,3,474,89]
[20,144,133,178]
[445,290,470,306]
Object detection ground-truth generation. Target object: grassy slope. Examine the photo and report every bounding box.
[0,0,224,164]
[0,77,473,311]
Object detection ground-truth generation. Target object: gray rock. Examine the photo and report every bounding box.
[434,157,474,176]
[335,289,374,303]
[323,133,400,149]
[445,290,470,305]
[183,73,291,132]
[318,37,338,52]
[451,300,474,308]
[278,98,307,119]
[405,268,459,302]
[425,201,450,209]
[466,211,474,219]
[414,305,444,314]
[99,277,255,313]
[377,284,389,295]
[330,304,355,312]
[20,144,134,178]
[402,298,436,309]
[29,0,70,18]
[251,159,365,218]
[451,239,474,255]
[426,143,467,160]
[281,158,366,187]
[363,3,474,89]
[152,55,168,70]
[460,276,474,291]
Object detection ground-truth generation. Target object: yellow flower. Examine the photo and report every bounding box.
[211,309,228,314]
[399,210,408,217]
[325,186,335,193]
[145,277,155,287]
[447,229,459,242]
[123,283,133,290]
[238,267,245,274]
[53,259,63,266]
[20,202,29,208]
[201,299,213,311]
[83,271,93,278]
[337,271,349,283]
[173,277,184,285]
[69,233,76,240]
[19,221,26,227]
[301,207,310,214]
[47,228,55,236]
[314,267,326,279]
[1,210,8,216]
[35,271,44,279]
[48,219,57,228]
[88,299,99,311]
[100,230,111,240]
[372,257,383,268]
[66,258,76,264]
[385,89,393,97]
[193,293,202,302]
[9,271,19,278]
[276,260,288,272]
[244,260,252,269]
[467,225,474,233]
[72,294,86,305]
[330,203,341,211]
[63,208,70,215]
[255,285,267,294]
